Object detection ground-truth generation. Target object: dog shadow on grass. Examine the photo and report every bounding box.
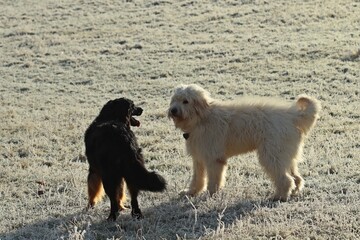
[129,194,281,239]
[0,195,280,239]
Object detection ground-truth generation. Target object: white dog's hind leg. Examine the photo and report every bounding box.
[258,150,296,201]
[206,158,227,195]
[181,158,206,196]
[272,172,296,202]
[290,163,304,196]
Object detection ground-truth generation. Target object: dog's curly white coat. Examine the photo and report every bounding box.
[168,84,320,201]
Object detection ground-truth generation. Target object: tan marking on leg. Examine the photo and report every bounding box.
[87,173,104,209]
[118,179,127,210]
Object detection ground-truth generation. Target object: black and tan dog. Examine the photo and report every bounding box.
[85,98,166,220]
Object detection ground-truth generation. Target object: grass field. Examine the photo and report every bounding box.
[1,0,359,239]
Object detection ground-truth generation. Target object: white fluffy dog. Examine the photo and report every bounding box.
[168,84,320,201]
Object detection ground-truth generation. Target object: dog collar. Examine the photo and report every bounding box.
[183,133,190,140]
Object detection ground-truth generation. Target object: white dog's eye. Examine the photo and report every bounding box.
[183,100,189,104]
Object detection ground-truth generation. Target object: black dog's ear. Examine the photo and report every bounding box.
[116,98,133,124]
[96,98,133,123]
[97,100,116,121]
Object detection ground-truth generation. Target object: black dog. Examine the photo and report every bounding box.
[84,98,166,220]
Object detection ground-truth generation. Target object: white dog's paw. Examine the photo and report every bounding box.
[179,189,198,197]
[269,194,289,202]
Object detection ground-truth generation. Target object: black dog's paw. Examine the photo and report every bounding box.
[107,212,119,221]
[131,209,143,219]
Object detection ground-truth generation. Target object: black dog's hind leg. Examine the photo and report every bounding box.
[102,173,122,221]
[127,185,143,219]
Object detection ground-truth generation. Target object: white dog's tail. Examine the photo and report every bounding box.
[294,94,321,135]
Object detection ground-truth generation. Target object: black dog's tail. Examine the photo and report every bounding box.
[124,160,166,192]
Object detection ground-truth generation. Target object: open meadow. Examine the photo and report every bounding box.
[0,0,359,239]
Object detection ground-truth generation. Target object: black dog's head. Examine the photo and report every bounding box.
[96,98,143,127]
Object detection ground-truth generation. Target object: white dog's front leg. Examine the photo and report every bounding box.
[180,158,206,196]
[206,158,227,195]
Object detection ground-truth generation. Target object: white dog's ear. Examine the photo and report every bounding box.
[193,93,211,118]
[185,84,211,118]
